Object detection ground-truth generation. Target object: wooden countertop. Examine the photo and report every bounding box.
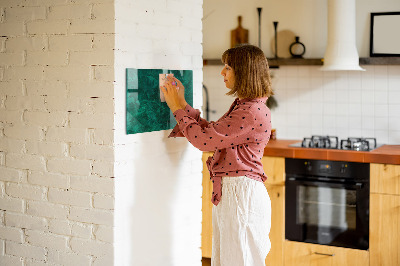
[263,139,400,165]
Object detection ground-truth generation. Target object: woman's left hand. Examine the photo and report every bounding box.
[160,78,184,113]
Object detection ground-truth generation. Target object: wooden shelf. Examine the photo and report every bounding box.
[203,58,323,67]
[268,58,323,67]
[203,57,400,67]
[359,57,400,65]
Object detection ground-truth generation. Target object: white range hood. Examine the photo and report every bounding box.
[320,0,365,71]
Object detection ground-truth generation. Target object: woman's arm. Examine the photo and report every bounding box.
[162,78,265,151]
[172,106,256,152]
[169,104,213,138]
[164,77,211,137]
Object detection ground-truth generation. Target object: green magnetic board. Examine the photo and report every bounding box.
[126,68,193,134]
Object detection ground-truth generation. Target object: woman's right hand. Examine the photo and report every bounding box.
[169,76,187,107]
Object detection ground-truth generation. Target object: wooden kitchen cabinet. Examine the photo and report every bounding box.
[262,156,285,266]
[202,152,213,258]
[264,184,285,266]
[261,156,285,185]
[370,163,400,266]
[284,241,369,266]
[370,163,400,195]
[370,193,400,266]
[201,154,286,266]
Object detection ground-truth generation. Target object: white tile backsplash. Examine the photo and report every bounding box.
[336,115,349,129]
[336,103,349,116]
[374,77,388,91]
[323,103,336,116]
[374,65,388,76]
[203,64,400,144]
[361,104,374,117]
[375,130,389,144]
[388,65,400,76]
[389,105,400,117]
[389,117,400,131]
[375,104,389,117]
[388,91,400,104]
[362,89,375,103]
[374,89,388,104]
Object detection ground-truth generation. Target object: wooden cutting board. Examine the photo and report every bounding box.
[231,16,249,48]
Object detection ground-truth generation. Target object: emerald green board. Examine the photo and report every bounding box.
[126,68,193,134]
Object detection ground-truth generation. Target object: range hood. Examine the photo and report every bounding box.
[320,0,365,71]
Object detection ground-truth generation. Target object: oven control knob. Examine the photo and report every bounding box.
[304,162,312,171]
[340,164,347,174]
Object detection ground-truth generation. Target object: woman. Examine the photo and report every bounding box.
[161,44,273,266]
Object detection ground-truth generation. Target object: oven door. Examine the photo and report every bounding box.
[285,177,369,250]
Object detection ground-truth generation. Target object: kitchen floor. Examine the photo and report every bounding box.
[202,257,211,266]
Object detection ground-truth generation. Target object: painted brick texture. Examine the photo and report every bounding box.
[1,0,204,265]
[0,0,115,265]
[113,0,203,265]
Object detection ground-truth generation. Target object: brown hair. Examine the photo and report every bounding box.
[221,44,273,99]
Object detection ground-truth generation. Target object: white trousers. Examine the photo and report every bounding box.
[211,176,271,266]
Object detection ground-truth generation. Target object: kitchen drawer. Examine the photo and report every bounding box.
[261,156,285,185]
[370,193,400,266]
[284,240,369,266]
[370,163,400,196]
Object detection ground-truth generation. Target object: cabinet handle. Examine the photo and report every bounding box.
[314,252,335,257]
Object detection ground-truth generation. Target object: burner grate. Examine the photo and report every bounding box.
[301,135,339,149]
[296,136,378,151]
[340,137,377,151]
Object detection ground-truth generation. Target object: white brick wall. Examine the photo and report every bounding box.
[5,213,48,231]
[47,250,92,266]
[114,0,203,265]
[1,0,204,264]
[0,0,115,265]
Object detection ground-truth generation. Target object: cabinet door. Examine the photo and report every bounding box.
[370,193,400,266]
[264,184,284,266]
[262,156,285,185]
[284,241,369,266]
[370,163,400,195]
[202,152,213,258]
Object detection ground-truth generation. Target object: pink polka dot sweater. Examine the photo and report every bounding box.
[169,97,272,206]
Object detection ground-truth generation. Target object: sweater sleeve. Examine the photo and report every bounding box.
[172,106,257,152]
[168,104,211,138]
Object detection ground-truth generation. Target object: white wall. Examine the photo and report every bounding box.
[0,0,115,265]
[271,65,400,144]
[1,0,204,265]
[204,64,400,145]
[113,0,203,265]
[203,0,400,145]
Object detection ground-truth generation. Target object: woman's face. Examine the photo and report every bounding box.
[220,64,235,89]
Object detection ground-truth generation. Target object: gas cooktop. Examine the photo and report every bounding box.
[289,135,382,151]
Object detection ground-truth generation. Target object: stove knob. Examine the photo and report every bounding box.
[305,162,312,171]
[340,164,347,174]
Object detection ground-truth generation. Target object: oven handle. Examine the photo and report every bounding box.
[286,177,364,189]
[314,252,335,257]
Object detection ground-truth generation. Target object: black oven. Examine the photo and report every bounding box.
[285,158,369,250]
